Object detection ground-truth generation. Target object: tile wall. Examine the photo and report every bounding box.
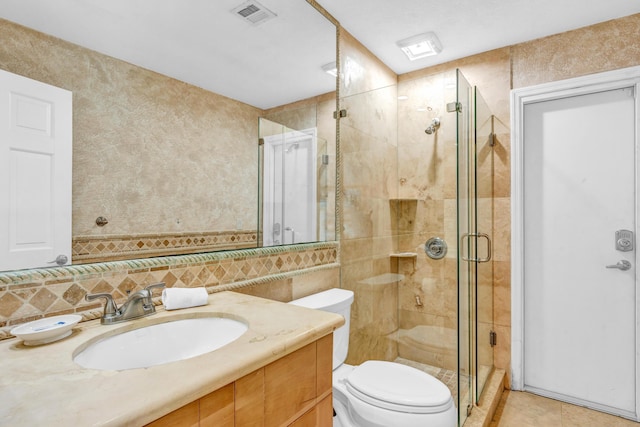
[0,243,339,338]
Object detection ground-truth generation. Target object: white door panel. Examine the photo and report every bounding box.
[523,87,636,415]
[262,128,317,246]
[0,69,72,271]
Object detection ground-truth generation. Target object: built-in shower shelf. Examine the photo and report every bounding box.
[390,252,417,258]
[389,198,419,202]
[358,273,405,285]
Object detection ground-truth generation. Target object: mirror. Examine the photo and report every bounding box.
[259,97,337,248]
[0,0,337,270]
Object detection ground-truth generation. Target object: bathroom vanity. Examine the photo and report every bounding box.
[0,291,343,426]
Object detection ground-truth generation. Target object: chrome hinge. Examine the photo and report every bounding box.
[446,102,461,113]
[489,330,497,347]
[333,109,347,119]
[488,132,496,147]
[258,138,264,146]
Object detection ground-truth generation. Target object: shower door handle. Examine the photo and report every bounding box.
[606,260,632,271]
[460,233,492,263]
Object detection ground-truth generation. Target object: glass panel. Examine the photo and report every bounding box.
[394,69,459,407]
[474,87,495,402]
[259,118,328,246]
[338,84,399,364]
[456,69,474,426]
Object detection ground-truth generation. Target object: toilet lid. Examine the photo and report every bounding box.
[346,361,453,414]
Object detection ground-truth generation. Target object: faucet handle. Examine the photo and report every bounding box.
[85,293,118,315]
[145,282,166,294]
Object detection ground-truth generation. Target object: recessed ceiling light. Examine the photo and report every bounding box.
[398,95,409,100]
[396,32,442,61]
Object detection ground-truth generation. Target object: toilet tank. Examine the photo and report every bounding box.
[289,288,354,369]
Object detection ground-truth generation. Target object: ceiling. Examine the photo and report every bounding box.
[322,0,640,75]
[1,1,639,109]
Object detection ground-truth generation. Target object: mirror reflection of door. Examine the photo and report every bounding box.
[262,128,317,246]
[0,69,72,271]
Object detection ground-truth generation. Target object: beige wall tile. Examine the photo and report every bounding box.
[493,261,511,328]
[512,14,640,89]
[290,267,340,300]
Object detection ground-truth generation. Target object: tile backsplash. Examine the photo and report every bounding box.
[0,243,338,339]
[72,230,257,264]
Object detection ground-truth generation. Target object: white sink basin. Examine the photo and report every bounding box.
[73,317,248,371]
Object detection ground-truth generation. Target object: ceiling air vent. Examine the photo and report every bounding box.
[232,1,277,26]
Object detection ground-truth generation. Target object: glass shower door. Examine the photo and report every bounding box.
[474,87,494,402]
[457,72,497,423]
[456,69,474,425]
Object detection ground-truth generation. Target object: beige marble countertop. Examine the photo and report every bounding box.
[0,291,344,426]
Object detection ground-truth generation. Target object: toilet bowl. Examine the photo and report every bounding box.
[290,288,457,427]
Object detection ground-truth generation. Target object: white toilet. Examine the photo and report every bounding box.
[290,288,457,427]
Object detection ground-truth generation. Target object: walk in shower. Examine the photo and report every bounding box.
[338,59,495,425]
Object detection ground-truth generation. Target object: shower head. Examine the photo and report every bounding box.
[425,117,440,135]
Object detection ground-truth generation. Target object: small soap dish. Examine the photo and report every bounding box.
[10,314,82,346]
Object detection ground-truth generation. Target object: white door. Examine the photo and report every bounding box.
[0,69,72,271]
[262,129,317,246]
[522,86,637,417]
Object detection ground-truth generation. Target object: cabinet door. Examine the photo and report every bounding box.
[290,395,333,427]
[265,342,317,426]
[200,383,234,427]
[145,401,198,427]
[316,333,333,398]
[235,369,265,426]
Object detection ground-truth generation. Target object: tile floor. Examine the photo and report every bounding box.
[395,357,459,397]
[490,391,640,426]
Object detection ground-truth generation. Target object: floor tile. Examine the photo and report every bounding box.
[491,391,640,427]
[491,391,562,426]
[561,402,639,427]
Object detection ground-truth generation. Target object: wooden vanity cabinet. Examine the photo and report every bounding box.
[146,333,333,427]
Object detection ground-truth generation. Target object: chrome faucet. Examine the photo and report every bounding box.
[86,282,166,325]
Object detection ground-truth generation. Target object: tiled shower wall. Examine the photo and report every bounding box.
[338,30,400,365]
[394,70,459,371]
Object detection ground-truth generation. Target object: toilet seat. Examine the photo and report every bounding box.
[345,361,454,414]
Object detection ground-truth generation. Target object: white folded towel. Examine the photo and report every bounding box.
[161,287,209,310]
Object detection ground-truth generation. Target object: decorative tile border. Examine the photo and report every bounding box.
[72,230,257,264]
[0,242,338,338]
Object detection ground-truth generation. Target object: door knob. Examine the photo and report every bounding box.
[606,260,632,271]
[47,254,68,266]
